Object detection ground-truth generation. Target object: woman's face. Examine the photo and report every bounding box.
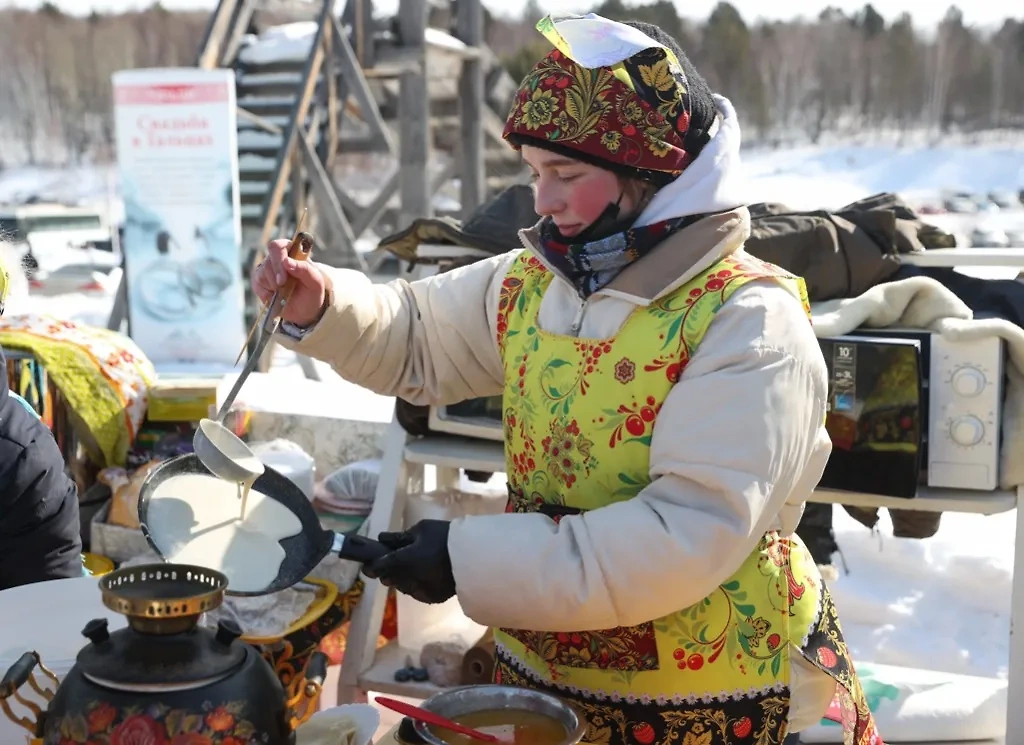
[522,145,641,238]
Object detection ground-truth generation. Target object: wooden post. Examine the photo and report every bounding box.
[332,16,396,154]
[342,0,375,68]
[195,0,238,69]
[106,271,129,333]
[290,148,306,229]
[398,0,431,230]
[355,0,374,68]
[257,0,335,250]
[456,0,485,219]
[397,0,427,46]
[219,0,258,67]
[323,18,340,167]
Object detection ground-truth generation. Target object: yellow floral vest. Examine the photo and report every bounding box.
[493,250,824,714]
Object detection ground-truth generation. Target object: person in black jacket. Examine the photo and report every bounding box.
[0,257,82,589]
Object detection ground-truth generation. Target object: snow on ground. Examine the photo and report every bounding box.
[830,508,1013,680]
[742,143,1024,211]
[3,142,1024,684]
[236,20,468,67]
[0,164,121,221]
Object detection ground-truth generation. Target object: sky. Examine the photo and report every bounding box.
[2,0,1018,30]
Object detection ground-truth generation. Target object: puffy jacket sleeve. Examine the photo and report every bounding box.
[0,411,83,590]
[276,252,517,405]
[447,280,832,631]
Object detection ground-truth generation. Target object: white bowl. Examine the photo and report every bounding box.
[295,704,380,745]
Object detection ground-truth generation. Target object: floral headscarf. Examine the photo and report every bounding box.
[503,15,696,184]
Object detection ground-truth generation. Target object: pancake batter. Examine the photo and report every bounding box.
[147,473,302,592]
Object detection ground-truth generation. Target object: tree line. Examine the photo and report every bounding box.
[0,4,212,165]
[494,1,1024,145]
[0,1,1021,167]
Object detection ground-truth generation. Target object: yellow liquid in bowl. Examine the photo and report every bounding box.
[429,709,568,745]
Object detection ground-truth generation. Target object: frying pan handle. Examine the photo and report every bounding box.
[333,533,391,564]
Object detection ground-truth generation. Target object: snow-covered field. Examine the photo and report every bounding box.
[742,142,1024,210]
[2,141,1024,689]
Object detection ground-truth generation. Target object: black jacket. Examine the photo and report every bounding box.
[0,348,82,590]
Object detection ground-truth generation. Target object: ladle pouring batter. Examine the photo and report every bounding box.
[193,223,313,518]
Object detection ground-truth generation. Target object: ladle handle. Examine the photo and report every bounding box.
[268,232,314,321]
[375,697,499,743]
[335,533,391,564]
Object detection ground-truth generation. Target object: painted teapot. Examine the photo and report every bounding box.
[0,564,326,745]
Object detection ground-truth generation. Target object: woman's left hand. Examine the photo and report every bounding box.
[363,519,456,604]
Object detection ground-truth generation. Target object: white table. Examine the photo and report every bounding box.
[900,247,1024,268]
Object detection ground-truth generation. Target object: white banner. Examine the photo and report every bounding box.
[113,67,245,366]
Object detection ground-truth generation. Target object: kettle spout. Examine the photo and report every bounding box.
[286,651,329,732]
[0,651,59,738]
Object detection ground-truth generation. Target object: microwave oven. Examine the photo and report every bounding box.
[428,395,504,442]
[817,329,1004,498]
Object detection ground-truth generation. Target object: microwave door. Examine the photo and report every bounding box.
[818,336,924,499]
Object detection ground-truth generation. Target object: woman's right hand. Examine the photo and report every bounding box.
[251,238,328,328]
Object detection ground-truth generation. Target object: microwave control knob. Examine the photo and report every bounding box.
[950,416,985,447]
[951,367,986,397]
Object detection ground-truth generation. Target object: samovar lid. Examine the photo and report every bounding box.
[99,563,226,631]
[76,564,246,689]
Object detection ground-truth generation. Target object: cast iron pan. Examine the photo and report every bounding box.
[137,454,389,596]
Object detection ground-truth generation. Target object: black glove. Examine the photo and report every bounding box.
[363,519,456,604]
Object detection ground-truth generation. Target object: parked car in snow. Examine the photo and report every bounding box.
[944,195,977,213]
[989,190,1021,209]
[28,263,120,297]
[1,203,120,288]
[973,196,1001,213]
[970,225,1010,248]
[1005,227,1024,247]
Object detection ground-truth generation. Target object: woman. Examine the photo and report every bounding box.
[257,15,879,745]
[0,255,83,590]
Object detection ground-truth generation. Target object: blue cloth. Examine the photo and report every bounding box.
[9,391,39,419]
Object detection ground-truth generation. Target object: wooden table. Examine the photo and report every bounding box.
[375,724,402,744]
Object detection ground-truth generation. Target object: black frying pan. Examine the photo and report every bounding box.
[137,454,389,596]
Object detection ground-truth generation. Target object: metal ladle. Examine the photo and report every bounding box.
[193,230,314,484]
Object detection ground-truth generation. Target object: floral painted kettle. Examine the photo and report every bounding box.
[0,564,326,745]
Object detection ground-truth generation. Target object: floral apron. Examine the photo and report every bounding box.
[493,252,882,745]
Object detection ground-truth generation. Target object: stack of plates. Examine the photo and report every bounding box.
[313,495,373,517]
